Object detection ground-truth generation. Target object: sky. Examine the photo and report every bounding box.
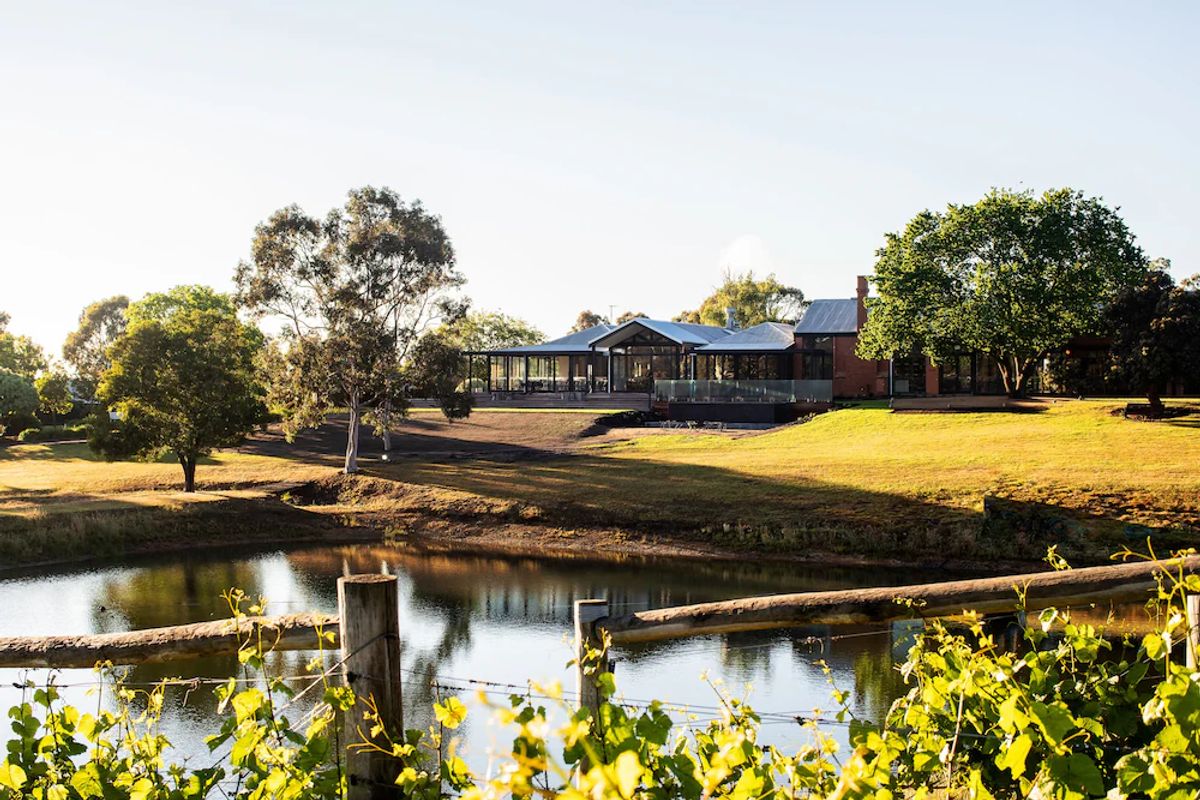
[2,2,1197,353]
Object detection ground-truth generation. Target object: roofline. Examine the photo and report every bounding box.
[587,318,684,346]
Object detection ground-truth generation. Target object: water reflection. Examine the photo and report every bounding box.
[1,543,980,767]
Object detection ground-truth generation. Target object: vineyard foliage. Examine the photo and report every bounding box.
[3,555,1200,799]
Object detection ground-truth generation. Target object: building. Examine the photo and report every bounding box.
[465,275,1197,412]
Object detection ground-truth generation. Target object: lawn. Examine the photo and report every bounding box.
[1,400,1197,566]
[372,399,1200,561]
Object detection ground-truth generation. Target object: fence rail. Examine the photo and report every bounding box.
[0,612,338,669]
[593,557,1198,644]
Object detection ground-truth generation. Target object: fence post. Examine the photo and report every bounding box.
[1187,594,1200,670]
[574,599,610,714]
[339,574,403,800]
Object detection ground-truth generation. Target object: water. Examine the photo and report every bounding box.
[0,544,968,772]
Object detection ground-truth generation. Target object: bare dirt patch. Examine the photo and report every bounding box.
[240,411,624,462]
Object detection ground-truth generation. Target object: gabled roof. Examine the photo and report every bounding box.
[794,299,859,335]
[696,322,796,352]
[587,318,732,348]
[488,324,616,354]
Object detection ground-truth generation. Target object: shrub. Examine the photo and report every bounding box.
[0,369,38,435]
[16,424,86,443]
[439,390,473,422]
[0,411,39,437]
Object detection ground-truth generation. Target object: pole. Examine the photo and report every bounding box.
[1188,594,1200,670]
[339,574,403,799]
[574,599,610,715]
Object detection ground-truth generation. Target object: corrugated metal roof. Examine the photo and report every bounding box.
[696,322,796,352]
[487,324,615,354]
[794,299,859,335]
[587,318,732,348]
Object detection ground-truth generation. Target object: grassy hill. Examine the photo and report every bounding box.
[1,401,1197,568]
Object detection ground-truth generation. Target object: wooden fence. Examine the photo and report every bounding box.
[2,558,1197,798]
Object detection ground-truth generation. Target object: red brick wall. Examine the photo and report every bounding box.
[832,334,889,398]
[924,360,940,395]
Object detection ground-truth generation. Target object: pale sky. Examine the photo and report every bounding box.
[2,2,1197,353]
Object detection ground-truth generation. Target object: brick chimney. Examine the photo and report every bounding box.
[855,275,869,330]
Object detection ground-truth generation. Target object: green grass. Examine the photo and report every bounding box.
[2,401,1197,566]
[373,399,1200,561]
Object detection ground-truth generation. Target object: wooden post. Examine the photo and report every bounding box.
[339,574,403,800]
[1187,594,1200,670]
[574,599,610,715]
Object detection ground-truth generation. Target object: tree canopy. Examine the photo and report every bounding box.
[235,186,461,471]
[441,311,543,351]
[857,188,1148,396]
[0,324,47,381]
[614,310,648,325]
[1104,264,1200,413]
[675,270,805,328]
[406,331,474,421]
[0,370,38,434]
[90,286,266,492]
[34,370,73,421]
[569,310,609,333]
[62,295,128,402]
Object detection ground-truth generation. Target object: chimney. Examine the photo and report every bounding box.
[725,307,738,330]
[855,275,869,330]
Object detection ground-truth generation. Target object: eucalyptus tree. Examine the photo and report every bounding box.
[675,270,806,327]
[857,188,1148,396]
[569,310,609,333]
[235,186,461,471]
[62,295,129,402]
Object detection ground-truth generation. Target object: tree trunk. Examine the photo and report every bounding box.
[179,455,197,493]
[1147,386,1165,417]
[345,398,361,474]
[379,401,392,452]
[994,357,1014,397]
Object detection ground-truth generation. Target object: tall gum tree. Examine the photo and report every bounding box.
[62,295,129,403]
[856,188,1148,396]
[235,186,460,472]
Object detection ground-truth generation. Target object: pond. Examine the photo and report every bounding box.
[0,544,974,772]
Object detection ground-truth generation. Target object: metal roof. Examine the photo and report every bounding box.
[794,299,859,335]
[486,324,616,354]
[587,318,732,348]
[696,322,796,352]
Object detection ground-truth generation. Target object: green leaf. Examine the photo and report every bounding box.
[1029,701,1075,748]
[0,762,27,790]
[1046,752,1105,797]
[996,733,1032,779]
[433,696,467,730]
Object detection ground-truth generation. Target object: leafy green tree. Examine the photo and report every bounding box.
[0,327,47,380]
[614,310,648,325]
[857,188,1148,396]
[1105,263,1200,414]
[441,311,543,351]
[90,286,266,492]
[0,369,39,435]
[569,310,609,333]
[235,186,461,472]
[62,295,128,402]
[34,370,73,423]
[675,270,805,328]
[406,332,473,421]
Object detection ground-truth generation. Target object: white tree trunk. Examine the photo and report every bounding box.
[345,398,361,474]
[379,401,392,452]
